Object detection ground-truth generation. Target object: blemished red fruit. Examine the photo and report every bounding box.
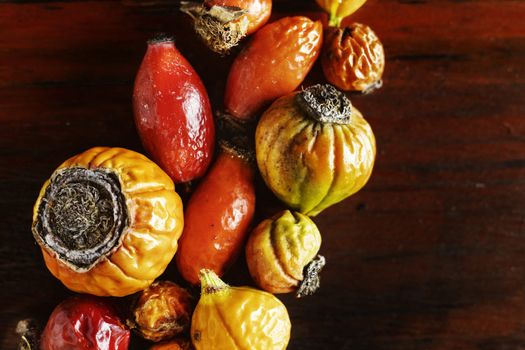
[133,36,215,183]
[40,296,130,350]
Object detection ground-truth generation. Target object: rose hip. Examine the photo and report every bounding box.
[129,281,193,342]
[224,16,323,120]
[176,141,256,285]
[40,296,130,350]
[133,36,215,183]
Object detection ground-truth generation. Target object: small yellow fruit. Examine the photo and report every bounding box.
[246,210,323,295]
[191,269,291,350]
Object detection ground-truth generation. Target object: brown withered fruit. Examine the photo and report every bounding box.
[321,23,385,93]
[128,281,194,342]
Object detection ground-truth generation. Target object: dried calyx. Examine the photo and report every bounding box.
[32,167,129,272]
[16,319,40,350]
[361,79,383,95]
[148,33,175,45]
[297,84,352,124]
[217,113,255,163]
[296,255,326,298]
[181,1,248,54]
[341,26,356,41]
[220,139,255,165]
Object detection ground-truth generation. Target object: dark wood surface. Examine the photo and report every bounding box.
[1,0,525,349]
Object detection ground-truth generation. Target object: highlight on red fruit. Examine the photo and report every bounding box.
[224,16,323,120]
[40,296,130,350]
[176,141,256,285]
[133,35,215,183]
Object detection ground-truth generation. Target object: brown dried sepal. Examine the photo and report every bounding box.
[181,1,249,55]
[297,84,352,125]
[216,103,256,164]
[32,167,129,272]
[321,23,385,93]
[16,319,40,350]
[295,255,326,298]
[129,281,194,342]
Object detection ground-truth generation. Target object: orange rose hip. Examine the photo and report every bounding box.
[224,16,323,120]
[321,23,385,93]
[176,142,255,285]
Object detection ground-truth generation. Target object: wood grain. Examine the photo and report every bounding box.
[1,0,525,349]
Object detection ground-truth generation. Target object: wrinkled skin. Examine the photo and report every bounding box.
[246,210,321,293]
[40,296,130,350]
[176,147,256,285]
[130,281,193,342]
[192,270,291,350]
[205,0,271,35]
[33,147,184,296]
[133,38,215,183]
[322,24,385,92]
[224,16,323,120]
[256,92,376,216]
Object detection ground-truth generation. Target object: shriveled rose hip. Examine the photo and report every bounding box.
[128,281,194,342]
[321,23,385,93]
[40,296,130,350]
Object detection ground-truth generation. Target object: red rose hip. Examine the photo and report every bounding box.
[40,296,130,350]
[133,36,215,183]
[224,16,323,120]
[176,141,256,285]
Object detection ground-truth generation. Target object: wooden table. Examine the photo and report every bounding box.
[1,0,524,349]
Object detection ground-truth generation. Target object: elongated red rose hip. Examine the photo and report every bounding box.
[133,36,215,183]
[224,16,323,120]
[176,141,256,285]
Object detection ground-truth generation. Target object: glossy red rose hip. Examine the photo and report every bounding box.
[40,296,130,350]
[176,142,256,285]
[224,16,323,120]
[133,36,215,183]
